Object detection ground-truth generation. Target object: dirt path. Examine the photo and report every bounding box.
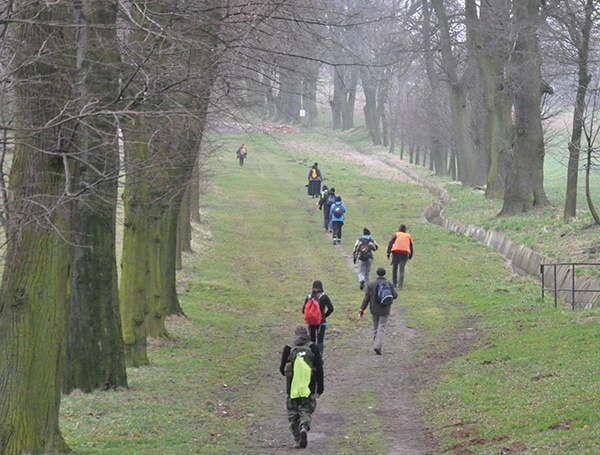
[251,138,437,454]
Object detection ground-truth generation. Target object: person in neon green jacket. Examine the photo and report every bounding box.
[279,324,324,449]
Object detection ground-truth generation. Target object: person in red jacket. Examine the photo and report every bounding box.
[386,224,413,289]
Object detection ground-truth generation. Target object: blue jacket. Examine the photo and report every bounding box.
[329,201,346,222]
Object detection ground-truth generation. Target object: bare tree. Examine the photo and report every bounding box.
[500,0,551,215]
[0,2,74,452]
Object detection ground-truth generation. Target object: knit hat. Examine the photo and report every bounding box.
[312,280,323,292]
[294,324,309,336]
[376,267,386,277]
[335,196,341,202]
[322,185,328,191]
[314,162,318,167]
[399,224,407,232]
[363,228,371,235]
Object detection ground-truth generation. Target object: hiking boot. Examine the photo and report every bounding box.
[359,280,365,290]
[299,427,308,448]
[374,348,382,355]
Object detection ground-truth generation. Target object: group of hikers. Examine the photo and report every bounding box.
[279,162,415,449]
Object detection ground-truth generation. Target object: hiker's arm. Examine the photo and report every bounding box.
[386,235,396,257]
[279,346,291,375]
[322,295,334,318]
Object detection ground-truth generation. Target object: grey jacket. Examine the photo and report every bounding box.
[360,276,398,317]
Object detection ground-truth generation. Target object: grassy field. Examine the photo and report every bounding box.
[59,127,600,454]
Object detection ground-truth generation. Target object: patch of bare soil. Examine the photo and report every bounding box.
[246,137,477,454]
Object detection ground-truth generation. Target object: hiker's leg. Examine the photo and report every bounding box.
[398,255,408,288]
[308,325,319,343]
[316,324,326,352]
[374,314,389,351]
[357,261,367,283]
[298,396,317,432]
[371,314,379,343]
[391,253,400,286]
[287,397,301,439]
[364,258,373,284]
[338,222,343,240]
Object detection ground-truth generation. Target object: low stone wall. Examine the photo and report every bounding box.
[401,167,600,309]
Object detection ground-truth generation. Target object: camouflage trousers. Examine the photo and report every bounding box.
[286,395,317,439]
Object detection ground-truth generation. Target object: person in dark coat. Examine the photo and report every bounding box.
[358,268,398,355]
[279,324,324,449]
[318,187,336,231]
[302,280,334,354]
[307,162,323,197]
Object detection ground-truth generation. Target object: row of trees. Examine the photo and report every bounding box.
[0,1,598,453]
[231,0,598,218]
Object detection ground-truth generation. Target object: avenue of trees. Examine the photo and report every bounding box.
[0,1,598,453]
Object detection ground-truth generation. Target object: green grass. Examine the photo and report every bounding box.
[59,128,600,454]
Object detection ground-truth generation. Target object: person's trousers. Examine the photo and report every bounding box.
[391,252,409,288]
[371,313,390,351]
[287,395,317,439]
[331,221,343,240]
[358,258,373,284]
[323,206,331,230]
[309,324,327,353]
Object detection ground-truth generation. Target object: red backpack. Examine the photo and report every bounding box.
[303,295,322,326]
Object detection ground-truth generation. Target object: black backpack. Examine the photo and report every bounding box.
[376,281,394,306]
[357,239,372,261]
[326,193,336,205]
[332,204,343,217]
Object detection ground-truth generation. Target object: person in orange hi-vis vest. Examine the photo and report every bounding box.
[386,224,413,289]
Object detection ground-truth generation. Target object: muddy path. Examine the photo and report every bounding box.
[250,138,438,454]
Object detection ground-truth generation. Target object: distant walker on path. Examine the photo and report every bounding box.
[307,162,323,198]
[358,267,398,355]
[386,224,413,289]
[353,228,378,290]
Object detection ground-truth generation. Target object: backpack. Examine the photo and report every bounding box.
[326,193,336,205]
[376,281,394,306]
[311,168,318,179]
[332,204,343,218]
[284,342,315,399]
[357,239,372,261]
[304,296,322,326]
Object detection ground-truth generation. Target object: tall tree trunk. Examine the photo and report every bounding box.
[431,0,477,186]
[361,67,382,146]
[63,0,127,394]
[421,0,449,177]
[465,0,513,199]
[564,0,594,222]
[303,60,320,127]
[120,119,151,367]
[500,0,549,215]
[0,3,73,452]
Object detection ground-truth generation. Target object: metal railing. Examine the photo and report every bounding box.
[540,262,600,310]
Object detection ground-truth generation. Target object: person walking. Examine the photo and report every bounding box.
[358,267,398,355]
[236,144,247,166]
[279,324,324,449]
[386,224,414,289]
[302,280,334,354]
[329,195,346,245]
[318,187,336,231]
[353,228,379,290]
[307,162,323,198]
